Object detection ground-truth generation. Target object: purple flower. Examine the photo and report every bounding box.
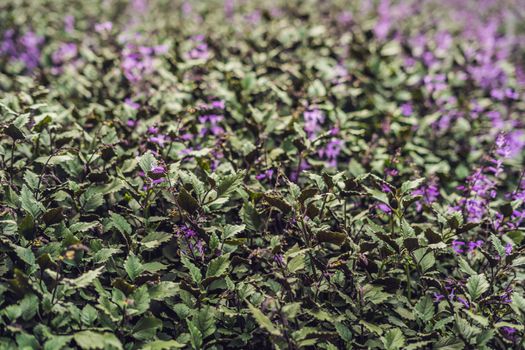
[505,243,513,256]
[273,254,284,265]
[456,297,470,309]
[256,169,274,181]
[413,182,440,211]
[401,103,413,116]
[501,326,518,341]
[186,35,209,60]
[452,240,466,254]
[467,240,483,253]
[1,30,44,71]
[126,119,138,128]
[245,10,261,25]
[125,98,140,110]
[377,203,392,214]
[121,43,162,83]
[501,288,513,304]
[337,11,353,25]
[374,0,391,40]
[211,100,225,109]
[149,134,169,146]
[303,106,325,139]
[64,16,75,33]
[386,168,398,177]
[505,88,519,100]
[52,42,77,65]
[151,166,166,175]
[318,139,343,167]
[148,126,159,134]
[433,293,445,302]
[95,22,113,33]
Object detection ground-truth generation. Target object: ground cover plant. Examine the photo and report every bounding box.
[1,0,525,349]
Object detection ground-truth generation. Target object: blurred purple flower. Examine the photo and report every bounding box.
[256,169,274,181]
[95,21,113,33]
[52,42,77,65]
[125,98,140,110]
[401,103,413,116]
[304,106,325,139]
[64,15,75,33]
[452,240,465,254]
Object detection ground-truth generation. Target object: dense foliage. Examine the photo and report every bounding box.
[1,0,525,349]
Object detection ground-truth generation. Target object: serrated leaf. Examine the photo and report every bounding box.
[181,255,202,283]
[222,224,245,240]
[240,202,262,231]
[287,254,305,273]
[124,253,144,281]
[64,266,104,288]
[141,340,185,350]
[458,256,477,276]
[138,152,158,173]
[109,212,132,235]
[19,185,44,218]
[317,231,347,245]
[187,319,203,350]
[93,248,121,263]
[74,331,122,350]
[246,301,282,336]
[132,316,162,340]
[206,254,230,278]
[216,172,244,198]
[381,328,405,350]
[44,336,72,350]
[466,274,489,301]
[177,188,200,214]
[414,295,434,321]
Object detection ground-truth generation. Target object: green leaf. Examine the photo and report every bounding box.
[187,319,203,350]
[138,151,158,173]
[240,202,261,232]
[246,301,282,336]
[109,212,132,235]
[19,185,44,218]
[129,285,151,316]
[381,328,405,350]
[464,310,489,327]
[44,336,72,350]
[181,255,202,283]
[93,248,121,264]
[400,178,425,194]
[79,188,104,212]
[216,172,244,198]
[177,188,200,214]
[206,254,230,278]
[317,231,347,245]
[222,224,245,240]
[457,257,477,276]
[195,306,217,338]
[132,316,162,341]
[490,234,506,257]
[80,304,98,326]
[14,246,35,267]
[124,253,144,282]
[74,331,122,350]
[413,248,435,273]
[287,254,305,273]
[65,266,104,288]
[466,274,489,301]
[141,340,185,350]
[335,323,352,342]
[42,207,65,226]
[414,295,434,321]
